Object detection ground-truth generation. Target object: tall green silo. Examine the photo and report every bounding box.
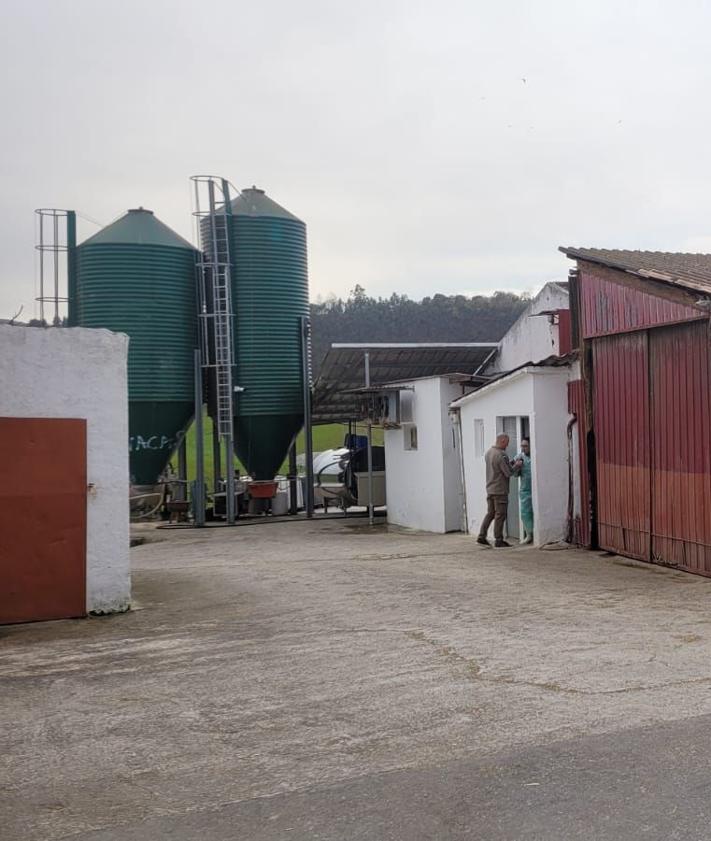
[228,187,309,480]
[72,208,197,485]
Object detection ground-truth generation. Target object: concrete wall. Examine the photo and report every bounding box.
[456,366,571,545]
[489,283,569,373]
[384,377,463,533]
[0,325,131,613]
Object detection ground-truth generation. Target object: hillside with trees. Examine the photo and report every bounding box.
[310,285,528,376]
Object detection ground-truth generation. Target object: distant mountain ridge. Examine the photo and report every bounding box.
[310,286,528,377]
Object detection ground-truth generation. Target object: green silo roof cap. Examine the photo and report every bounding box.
[230,187,302,221]
[79,207,195,249]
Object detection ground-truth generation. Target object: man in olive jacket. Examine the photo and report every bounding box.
[477,433,520,548]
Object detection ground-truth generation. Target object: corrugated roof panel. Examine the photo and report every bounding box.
[559,245,711,295]
[313,343,498,422]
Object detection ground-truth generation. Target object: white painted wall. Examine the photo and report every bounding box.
[384,377,463,533]
[0,325,131,614]
[455,366,571,545]
[488,282,569,373]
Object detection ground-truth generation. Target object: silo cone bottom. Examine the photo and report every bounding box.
[234,414,303,481]
[129,401,193,485]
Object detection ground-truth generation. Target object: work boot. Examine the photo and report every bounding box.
[476,536,490,546]
[494,540,510,548]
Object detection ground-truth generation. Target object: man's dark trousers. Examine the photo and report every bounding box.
[479,494,508,542]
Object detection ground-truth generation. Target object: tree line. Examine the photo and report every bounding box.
[309,285,528,376]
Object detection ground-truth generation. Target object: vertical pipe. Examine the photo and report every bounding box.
[365,351,374,526]
[226,436,236,524]
[177,434,187,502]
[301,316,315,518]
[53,212,59,324]
[288,443,298,515]
[219,178,236,525]
[66,211,77,326]
[212,422,222,495]
[38,213,44,323]
[194,349,206,527]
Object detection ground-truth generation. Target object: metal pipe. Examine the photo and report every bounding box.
[212,421,222,495]
[225,435,235,524]
[66,211,77,325]
[193,349,206,526]
[38,213,44,323]
[365,351,374,526]
[53,212,59,324]
[288,443,298,515]
[301,316,315,518]
[177,434,187,503]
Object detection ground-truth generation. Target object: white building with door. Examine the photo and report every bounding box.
[380,375,469,533]
[451,358,578,546]
[342,285,574,540]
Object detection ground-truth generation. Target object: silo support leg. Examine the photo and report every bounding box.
[288,443,298,515]
[212,425,222,495]
[177,437,187,503]
[193,350,206,527]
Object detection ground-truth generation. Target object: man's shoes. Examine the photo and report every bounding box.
[476,536,490,546]
[494,540,510,548]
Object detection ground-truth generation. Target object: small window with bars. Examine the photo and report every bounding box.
[474,419,485,457]
[403,424,418,451]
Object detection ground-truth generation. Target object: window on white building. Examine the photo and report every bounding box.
[474,418,485,457]
[403,424,418,450]
[399,390,415,424]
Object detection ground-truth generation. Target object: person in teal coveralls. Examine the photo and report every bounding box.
[515,437,534,544]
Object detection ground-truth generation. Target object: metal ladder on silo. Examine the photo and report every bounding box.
[209,209,234,439]
[192,175,237,524]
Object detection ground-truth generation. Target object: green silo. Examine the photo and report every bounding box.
[72,208,197,485]
[228,187,309,480]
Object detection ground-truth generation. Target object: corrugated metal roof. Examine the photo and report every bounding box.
[312,343,498,422]
[450,352,577,408]
[559,246,711,296]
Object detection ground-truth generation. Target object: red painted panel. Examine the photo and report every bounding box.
[0,418,87,623]
[593,334,651,560]
[580,267,703,339]
[557,309,573,356]
[650,322,711,574]
[567,379,590,546]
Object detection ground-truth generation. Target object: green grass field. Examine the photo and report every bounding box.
[183,413,383,489]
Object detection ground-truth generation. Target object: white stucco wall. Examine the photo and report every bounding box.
[384,377,463,533]
[488,282,569,374]
[455,366,571,545]
[0,325,130,613]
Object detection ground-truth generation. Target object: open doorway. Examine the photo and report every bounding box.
[497,415,531,543]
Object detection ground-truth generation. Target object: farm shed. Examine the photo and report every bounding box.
[561,247,711,575]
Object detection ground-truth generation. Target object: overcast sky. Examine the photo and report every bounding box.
[2,0,711,318]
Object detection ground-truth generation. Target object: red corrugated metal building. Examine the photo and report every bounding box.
[560,247,711,576]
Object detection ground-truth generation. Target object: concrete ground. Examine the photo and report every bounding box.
[5,518,711,840]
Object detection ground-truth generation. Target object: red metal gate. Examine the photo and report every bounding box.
[650,322,711,573]
[592,333,651,560]
[0,417,87,624]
